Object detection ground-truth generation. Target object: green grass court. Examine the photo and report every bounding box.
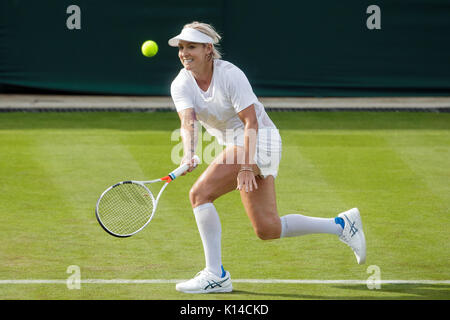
[0,111,449,300]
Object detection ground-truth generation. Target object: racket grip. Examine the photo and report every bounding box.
[169,155,200,179]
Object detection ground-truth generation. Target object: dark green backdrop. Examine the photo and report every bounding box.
[1,0,449,96]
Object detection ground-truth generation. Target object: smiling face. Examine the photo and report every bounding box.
[178,40,213,73]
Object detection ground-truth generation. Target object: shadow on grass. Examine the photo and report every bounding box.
[230,284,450,300]
[332,284,450,299]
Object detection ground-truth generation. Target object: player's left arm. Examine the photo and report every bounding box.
[237,104,258,192]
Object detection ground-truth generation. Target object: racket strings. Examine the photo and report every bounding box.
[97,183,154,236]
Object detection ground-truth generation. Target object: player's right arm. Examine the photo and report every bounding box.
[177,108,198,172]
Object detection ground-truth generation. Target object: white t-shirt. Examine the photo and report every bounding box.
[170,59,277,146]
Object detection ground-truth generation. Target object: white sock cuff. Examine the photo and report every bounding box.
[193,202,215,214]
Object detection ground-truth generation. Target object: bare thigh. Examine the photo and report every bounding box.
[240,175,281,240]
[189,146,241,208]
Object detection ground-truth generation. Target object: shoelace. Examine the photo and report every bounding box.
[193,269,210,282]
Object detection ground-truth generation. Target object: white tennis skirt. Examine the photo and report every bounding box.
[254,128,282,179]
[216,127,282,179]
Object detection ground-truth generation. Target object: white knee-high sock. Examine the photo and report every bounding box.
[193,202,222,277]
[280,214,343,238]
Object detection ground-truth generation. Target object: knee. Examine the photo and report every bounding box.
[189,185,201,207]
[253,218,281,240]
[189,183,214,208]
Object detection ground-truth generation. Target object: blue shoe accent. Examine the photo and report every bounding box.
[335,217,345,229]
[221,265,226,278]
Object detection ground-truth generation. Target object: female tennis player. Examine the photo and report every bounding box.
[169,22,366,294]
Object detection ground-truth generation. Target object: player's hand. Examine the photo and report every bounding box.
[181,155,198,175]
[236,168,258,193]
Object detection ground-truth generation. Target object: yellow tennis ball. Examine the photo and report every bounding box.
[141,40,158,57]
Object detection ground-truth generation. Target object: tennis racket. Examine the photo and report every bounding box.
[95,156,199,238]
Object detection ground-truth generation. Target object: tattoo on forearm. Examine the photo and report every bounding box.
[181,109,198,158]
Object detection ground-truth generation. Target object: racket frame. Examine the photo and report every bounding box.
[95,157,198,238]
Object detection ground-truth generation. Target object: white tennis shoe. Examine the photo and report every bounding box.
[176,269,232,294]
[338,208,366,264]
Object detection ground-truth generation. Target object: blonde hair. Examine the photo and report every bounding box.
[183,21,222,59]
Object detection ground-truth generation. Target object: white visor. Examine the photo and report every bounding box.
[168,28,214,47]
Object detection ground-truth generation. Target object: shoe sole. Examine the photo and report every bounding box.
[176,285,233,294]
[353,208,366,264]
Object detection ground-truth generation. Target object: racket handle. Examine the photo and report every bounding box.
[168,155,200,180]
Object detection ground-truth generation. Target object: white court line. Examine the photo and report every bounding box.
[0,279,449,285]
